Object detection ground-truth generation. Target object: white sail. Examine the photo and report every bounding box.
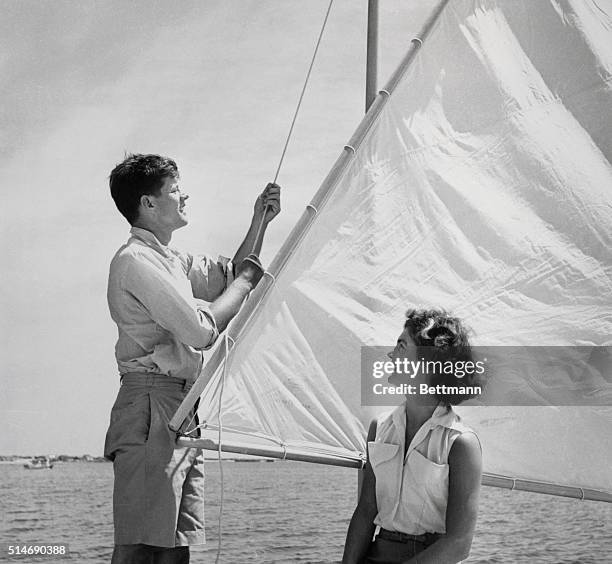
[180,0,612,500]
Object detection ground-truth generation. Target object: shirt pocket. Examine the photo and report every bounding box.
[368,441,399,463]
[408,449,449,503]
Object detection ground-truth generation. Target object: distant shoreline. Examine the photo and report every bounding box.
[0,454,277,464]
[0,455,108,464]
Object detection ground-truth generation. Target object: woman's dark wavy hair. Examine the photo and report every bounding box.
[109,153,179,224]
[403,309,483,406]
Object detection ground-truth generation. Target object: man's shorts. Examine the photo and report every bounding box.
[104,373,205,548]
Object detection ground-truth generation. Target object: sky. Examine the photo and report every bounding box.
[1,0,437,455]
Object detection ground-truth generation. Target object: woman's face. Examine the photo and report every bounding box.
[387,328,418,386]
[388,328,414,361]
[387,328,436,405]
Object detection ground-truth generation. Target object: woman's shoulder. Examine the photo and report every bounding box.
[446,407,478,437]
[447,411,482,461]
[433,408,481,462]
[448,431,483,476]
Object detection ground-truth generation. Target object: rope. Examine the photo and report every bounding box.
[273,0,334,184]
[214,334,230,564]
[182,365,228,436]
[183,397,199,435]
[213,7,335,559]
[251,0,334,253]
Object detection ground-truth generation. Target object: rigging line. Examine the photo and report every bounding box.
[181,369,225,436]
[183,402,198,433]
[182,351,218,433]
[196,424,287,445]
[183,342,235,436]
[250,0,334,254]
[192,423,364,460]
[273,0,334,184]
[214,334,230,564]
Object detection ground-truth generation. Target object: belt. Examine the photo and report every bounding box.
[120,372,193,391]
[119,373,200,436]
[377,528,440,545]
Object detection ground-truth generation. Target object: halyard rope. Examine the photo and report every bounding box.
[214,333,230,564]
[251,0,335,254]
[216,4,335,559]
[272,0,334,185]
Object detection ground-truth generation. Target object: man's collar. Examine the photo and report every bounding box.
[130,226,170,255]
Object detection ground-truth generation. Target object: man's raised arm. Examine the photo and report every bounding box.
[233,182,281,266]
[208,182,280,332]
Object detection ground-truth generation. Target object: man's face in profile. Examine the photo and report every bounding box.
[149,175,189,231]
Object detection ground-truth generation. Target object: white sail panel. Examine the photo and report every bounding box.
[197,0,612,495]
[199,288,365,455]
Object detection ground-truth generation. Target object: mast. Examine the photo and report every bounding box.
[365,0,378,112]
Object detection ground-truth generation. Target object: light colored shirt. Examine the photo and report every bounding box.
[369,402,475,536]
[107,227,233,382]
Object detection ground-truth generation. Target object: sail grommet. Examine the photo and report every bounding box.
[359,453,367,469]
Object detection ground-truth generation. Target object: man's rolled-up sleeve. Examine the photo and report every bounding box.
[187,254,234,302]
[124,260,219,350]
[194,299,219,349]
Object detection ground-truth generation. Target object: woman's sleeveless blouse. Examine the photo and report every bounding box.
[369,403,475,535]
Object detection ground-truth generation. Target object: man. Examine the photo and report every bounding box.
[104,153,280,563]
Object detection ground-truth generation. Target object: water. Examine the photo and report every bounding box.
[1,461,610,563]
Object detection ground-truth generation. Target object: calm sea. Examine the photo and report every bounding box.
[1,461,610,563]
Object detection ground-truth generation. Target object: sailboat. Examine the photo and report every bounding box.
[24,456,54,470]
[170,0,612,504]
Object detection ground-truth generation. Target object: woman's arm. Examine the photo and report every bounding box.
[403,432,482,564]
[342,420,379,564]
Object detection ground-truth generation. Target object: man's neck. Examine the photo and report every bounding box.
[132,221,173,246]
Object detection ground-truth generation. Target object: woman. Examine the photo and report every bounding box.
[343,309,484,564]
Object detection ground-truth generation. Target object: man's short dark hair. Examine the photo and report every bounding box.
[109,153,179,224]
